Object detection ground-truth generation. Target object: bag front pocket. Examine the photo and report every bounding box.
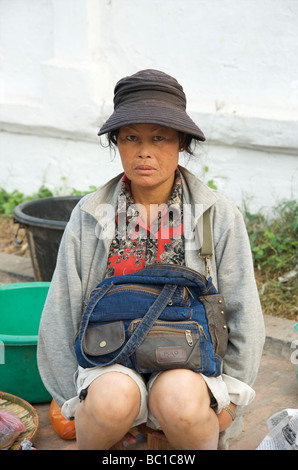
[83,321,125,356]
[128,319,208,373]
[89,284,192,323]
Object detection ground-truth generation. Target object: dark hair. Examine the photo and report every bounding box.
[106,129,197,156]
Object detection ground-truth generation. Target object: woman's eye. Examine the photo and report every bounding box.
[126,135,137,141]
[153,136,164,141]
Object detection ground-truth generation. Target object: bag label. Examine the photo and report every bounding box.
[156,346,187,364]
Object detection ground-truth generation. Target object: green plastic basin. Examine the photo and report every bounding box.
[0,282,52,403]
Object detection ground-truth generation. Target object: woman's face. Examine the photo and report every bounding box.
[117,124,180,198]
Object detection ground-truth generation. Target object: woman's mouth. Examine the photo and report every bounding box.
[135,165,156,173]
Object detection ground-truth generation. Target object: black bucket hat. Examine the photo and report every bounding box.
[98,69,205,141]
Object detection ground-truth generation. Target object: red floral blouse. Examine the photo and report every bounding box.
[104,170,185,278]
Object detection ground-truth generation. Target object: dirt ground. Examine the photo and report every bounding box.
[0,216,29,257]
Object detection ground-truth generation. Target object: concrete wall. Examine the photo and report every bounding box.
[0,0,297,213]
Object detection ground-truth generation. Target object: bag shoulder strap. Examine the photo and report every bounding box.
[199,209,213,278]
[200,209,213,257]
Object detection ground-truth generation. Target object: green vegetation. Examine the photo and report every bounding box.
[203,166,218,190]
[244,200,297,321]
[0,186,53,217]
[245,200,297,271]
[0,182,97,217]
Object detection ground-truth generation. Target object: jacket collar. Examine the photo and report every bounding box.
[80,165,218,222]
[80,173,124,222]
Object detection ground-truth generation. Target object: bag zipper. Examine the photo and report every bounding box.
[128,319,207,342]
[185,330,193,346]
[110,285,161,295]
[108,284,189,300]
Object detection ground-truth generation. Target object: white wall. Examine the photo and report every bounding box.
[0,0,297,213]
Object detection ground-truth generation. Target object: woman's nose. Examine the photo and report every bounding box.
[138,153,151,159]
[138,141,152,158]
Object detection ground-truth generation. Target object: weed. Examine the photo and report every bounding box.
[0,183,97,217]
[244,200,297,272]
[244,200,297,320]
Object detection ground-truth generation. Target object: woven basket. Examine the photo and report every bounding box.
[0,391,39,450]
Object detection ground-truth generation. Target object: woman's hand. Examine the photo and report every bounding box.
[217,403,237,432]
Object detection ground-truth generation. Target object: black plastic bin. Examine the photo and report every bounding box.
[14,196,82,281]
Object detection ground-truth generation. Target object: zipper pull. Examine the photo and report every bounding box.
[185,286,194,299]
[185,330,193,346]
[198,325,208,340]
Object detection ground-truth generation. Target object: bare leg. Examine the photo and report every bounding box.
[149,369,219,450]
[75,372,141,450]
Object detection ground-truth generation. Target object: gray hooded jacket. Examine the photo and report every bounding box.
[37,166,265,445]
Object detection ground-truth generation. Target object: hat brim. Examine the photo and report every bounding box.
[97,102,205,141]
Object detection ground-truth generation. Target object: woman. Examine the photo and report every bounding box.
[37,69,265,450]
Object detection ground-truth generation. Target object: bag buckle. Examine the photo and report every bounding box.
[199,254,211,279]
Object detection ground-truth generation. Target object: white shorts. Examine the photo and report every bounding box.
[61,364,232,428]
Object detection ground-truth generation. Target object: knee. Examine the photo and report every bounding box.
[149,370,211,429]
[82,372,141,426]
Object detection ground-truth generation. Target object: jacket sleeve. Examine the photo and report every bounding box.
[212,202,265,388]
[37,209,84,409]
